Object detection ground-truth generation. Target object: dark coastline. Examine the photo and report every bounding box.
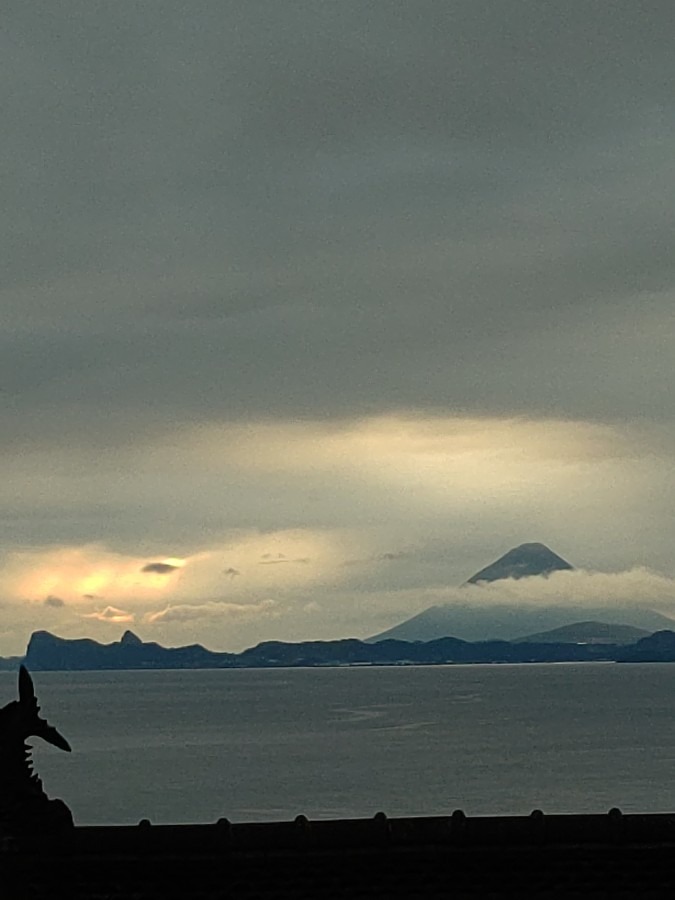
[9,627,675,672]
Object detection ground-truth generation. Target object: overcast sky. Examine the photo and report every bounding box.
[2,1,674,654]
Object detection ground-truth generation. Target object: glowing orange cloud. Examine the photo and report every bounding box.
[2,546,188,606]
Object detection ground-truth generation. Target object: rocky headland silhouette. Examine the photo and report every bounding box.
[2,625,674,671]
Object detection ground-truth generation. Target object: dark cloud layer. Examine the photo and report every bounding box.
[2,1,674,445]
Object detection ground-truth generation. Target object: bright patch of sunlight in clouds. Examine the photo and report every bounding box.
[2,528,354,616]
[0,414,672,652]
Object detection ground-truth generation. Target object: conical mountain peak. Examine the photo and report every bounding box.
[465,542,573,585]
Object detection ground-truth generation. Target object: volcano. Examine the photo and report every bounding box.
[368,543,673,642]
[465,542,573,584]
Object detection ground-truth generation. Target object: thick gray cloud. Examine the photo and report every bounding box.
[1,2,674,651]
[2,1,674,433]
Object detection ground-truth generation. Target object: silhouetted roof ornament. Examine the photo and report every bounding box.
[0,665,73,833]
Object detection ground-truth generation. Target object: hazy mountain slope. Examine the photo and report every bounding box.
[517,621,651,645]
[369,603,673,643]
[617,631,675,662]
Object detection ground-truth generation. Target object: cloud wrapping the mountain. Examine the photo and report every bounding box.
[426,568,675,613]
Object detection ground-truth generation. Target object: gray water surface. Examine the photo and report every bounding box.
[6,663,675,825]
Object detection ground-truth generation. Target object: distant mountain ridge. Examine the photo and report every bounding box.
[618,630,675,662]
[3,626,675,670]
[369,603,673,643]
[517,621,650,645]
[7,628,662,671]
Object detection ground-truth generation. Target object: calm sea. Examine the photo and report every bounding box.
[6,663,675,826]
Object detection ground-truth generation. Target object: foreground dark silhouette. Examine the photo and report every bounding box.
[0,665,73,834]
[7,809,675,898]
